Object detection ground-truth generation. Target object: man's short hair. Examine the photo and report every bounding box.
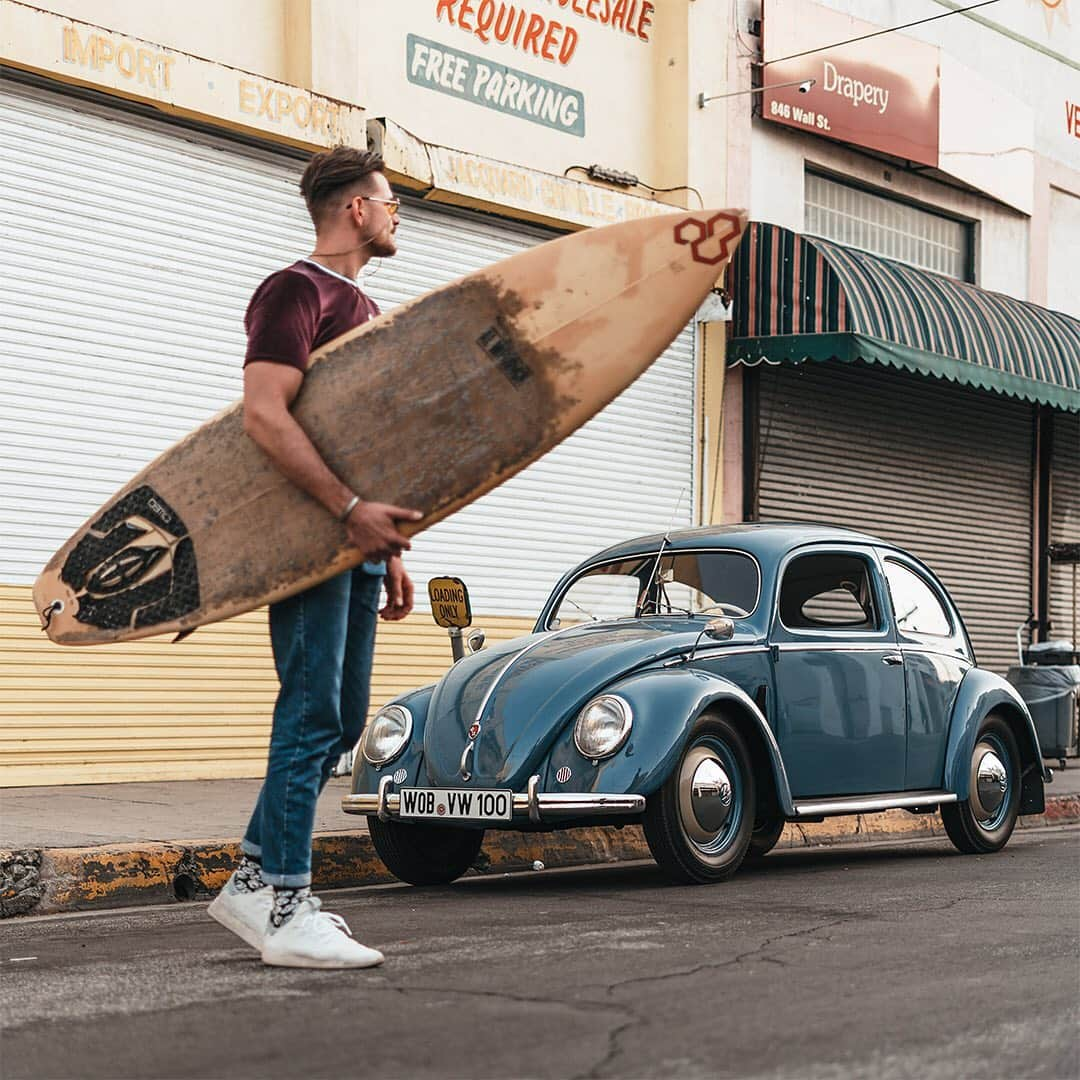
[300,146,385,226]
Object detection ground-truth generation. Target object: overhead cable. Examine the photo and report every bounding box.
[760,0,1001,67]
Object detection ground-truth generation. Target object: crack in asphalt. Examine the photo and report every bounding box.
[385,982,617,1016]
[574,917,854,1080]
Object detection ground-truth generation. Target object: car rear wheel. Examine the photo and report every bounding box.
[643,712,755,884]
[941,714,1021,855]
[368,818,485,885]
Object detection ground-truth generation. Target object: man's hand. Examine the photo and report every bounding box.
[380,555,414,621]
[346,501,422,562]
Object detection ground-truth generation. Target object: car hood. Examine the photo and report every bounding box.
[423,619,703,789]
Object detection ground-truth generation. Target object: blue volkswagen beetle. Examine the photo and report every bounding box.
[343,524,1050,885]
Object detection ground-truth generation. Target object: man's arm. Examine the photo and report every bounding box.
[243,360,419,560]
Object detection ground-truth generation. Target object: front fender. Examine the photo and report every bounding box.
[543,668,796,815]
[350,684,435,795]
[945,668,1048,813]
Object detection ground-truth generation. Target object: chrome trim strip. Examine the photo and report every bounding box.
[794,789,959,817]
[775,642,900,653]
[459,739,475,781]
[898,646,973,665]
[472,629,561,728]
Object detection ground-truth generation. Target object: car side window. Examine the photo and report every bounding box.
[779,552,879,632]
[883,560,952,637]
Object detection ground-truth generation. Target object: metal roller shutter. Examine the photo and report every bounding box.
[0,77,695,610]
[0,77,695,783]
[754,361,1033,673]
[1049,411,1080,646]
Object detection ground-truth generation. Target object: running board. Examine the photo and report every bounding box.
[793,790,958,818]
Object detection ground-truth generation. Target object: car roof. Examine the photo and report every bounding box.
[585,521,893,565]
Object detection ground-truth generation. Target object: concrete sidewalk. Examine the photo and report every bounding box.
[3,765,1079,918]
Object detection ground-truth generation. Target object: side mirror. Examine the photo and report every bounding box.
[704,617,735,641]
[467,629,486,653]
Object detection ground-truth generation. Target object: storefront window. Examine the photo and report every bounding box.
[805,172,971,281]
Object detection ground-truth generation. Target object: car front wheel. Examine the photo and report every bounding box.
[368,818,485,885]
[941,714,1021,855]
[643,712,755,884]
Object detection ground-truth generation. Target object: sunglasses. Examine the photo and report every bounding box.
[347,195,400,216]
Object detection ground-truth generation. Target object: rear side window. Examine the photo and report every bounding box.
[884,560,952,637]
[779,552,879,631]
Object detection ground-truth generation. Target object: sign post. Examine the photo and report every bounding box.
[427,575,473,662]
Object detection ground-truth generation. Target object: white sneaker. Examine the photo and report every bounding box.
[207,876,273,950]
[260,897,385,969]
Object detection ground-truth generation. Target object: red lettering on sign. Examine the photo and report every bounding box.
[1067,100,1080,139]
[560,25,579,63]
[436,0,457,22]
[522,12,545,53]
[541,19,561,60]
[638,1,654,40]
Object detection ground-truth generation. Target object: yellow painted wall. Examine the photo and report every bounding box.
[0,584,533,787]
[28,0,291,82]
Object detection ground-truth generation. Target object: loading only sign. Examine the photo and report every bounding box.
[428,576,473,629]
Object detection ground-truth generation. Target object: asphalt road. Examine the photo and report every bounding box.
[2,828,1078,1080]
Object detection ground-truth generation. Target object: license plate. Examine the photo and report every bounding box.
[399,787,513,821]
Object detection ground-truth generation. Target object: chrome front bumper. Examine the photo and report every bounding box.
[341,774,645,824]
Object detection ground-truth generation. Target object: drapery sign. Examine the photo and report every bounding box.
[762,0,940,169]
[407,33,585,136]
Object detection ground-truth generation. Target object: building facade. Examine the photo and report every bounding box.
[717,0,1080,676]
[0,0,733,785]
[0,0,1077,787]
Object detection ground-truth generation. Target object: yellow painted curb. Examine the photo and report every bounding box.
[2,796,1077,917]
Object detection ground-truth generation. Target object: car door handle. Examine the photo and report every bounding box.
[882,653,904,666]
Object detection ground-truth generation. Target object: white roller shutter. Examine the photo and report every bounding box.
[0,76,695,614]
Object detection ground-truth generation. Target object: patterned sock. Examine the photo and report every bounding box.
[270,885,312,928]
[231,854,265,894]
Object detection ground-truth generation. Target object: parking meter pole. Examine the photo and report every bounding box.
[449,627,465,663]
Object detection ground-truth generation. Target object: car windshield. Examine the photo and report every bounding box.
[548,550,760,628]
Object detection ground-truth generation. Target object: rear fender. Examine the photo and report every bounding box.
[543,669,795,815]
[350,685,435,795]
[945,669,1048,814]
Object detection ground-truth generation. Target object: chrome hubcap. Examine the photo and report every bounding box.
[972,747,1008,819]
[679,746,735,848]
[691,758,733,832]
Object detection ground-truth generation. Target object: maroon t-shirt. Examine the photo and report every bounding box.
[243,260,380,371]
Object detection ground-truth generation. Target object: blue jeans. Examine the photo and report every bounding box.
[242,565,383,887]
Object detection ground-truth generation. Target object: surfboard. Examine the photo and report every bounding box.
[33,208,747,645]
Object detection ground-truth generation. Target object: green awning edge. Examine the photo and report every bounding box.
[728,332,1080,413]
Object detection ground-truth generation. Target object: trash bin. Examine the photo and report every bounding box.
[1023,640,1078,666]
[1006,664,1080,767]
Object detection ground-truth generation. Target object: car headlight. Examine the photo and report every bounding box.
[361,704,413,766]
[574,695,633,760]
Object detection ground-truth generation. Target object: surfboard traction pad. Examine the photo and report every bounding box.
[60,485,200,631]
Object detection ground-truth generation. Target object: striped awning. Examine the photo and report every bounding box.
[728,222,1080,412]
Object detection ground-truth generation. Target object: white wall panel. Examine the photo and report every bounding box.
[0,78,695,618]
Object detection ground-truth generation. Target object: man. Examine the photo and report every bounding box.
[208,146,420,968]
